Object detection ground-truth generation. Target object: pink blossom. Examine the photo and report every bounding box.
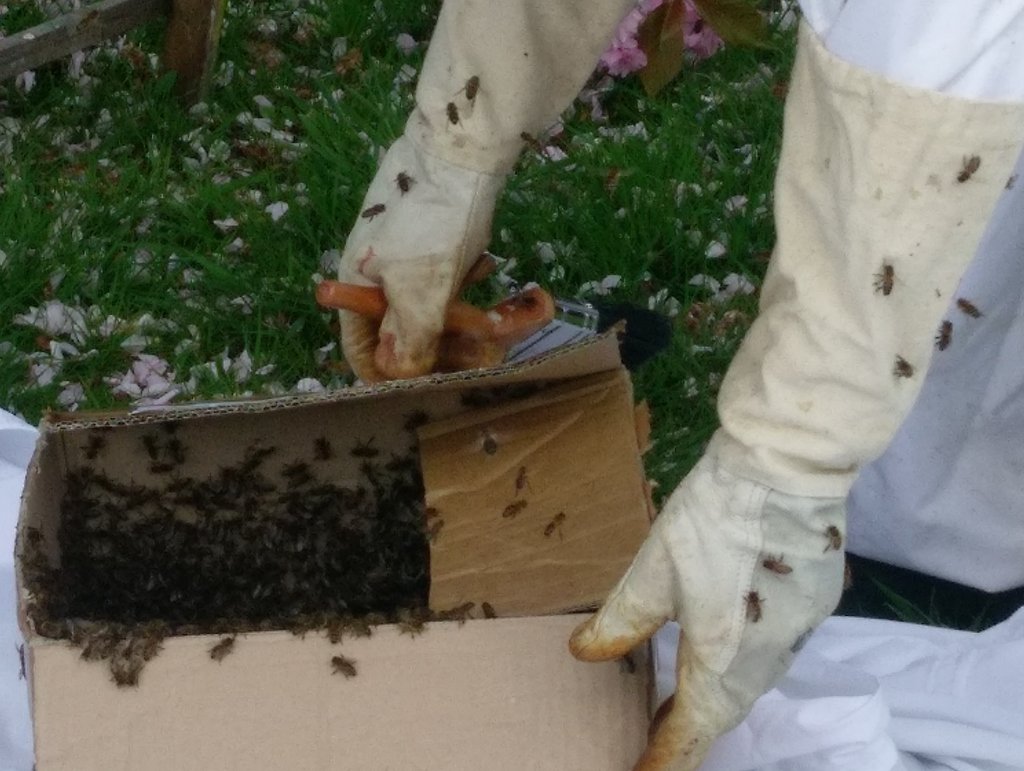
[682,2,724,60]
[108,353,180,404]
[601,0,722,77]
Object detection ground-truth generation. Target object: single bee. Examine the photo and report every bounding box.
[604,167,622,194]
[395,171,414,194]
[824,525,843,552]
[480,430,498,455]
[956,298,983,318]
[83,433,106,460]
[350,438,379,458]
[873,264,894,296]
[396,608,427,637]
[427,518,445,542]
[501,500,527,519]
[76,9,100,30]
[935,320,953,351]
[361,203,386,221]
[446,102,460,125]
[1007,174,1018,190]
[957,155,981,183]
[313,436,333,460]
[166,437,186,465]
[438,602,475,625]
[463,75,480,101]
[514,466,529,495]
[520,131,545,154]
[403,410,429,432]
[744,591,763,623]
[209,636,236,662]
[544,511,566,539]
[481,602,497,619]
[16,644,25,680]
[331,655,358,678]
[761,555,793,575]
[893,356,914,379]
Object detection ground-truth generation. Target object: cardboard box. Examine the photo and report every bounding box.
[15,332,654,770]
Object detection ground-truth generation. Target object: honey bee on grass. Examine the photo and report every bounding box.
[761,555,793,575]
[956,154,981,183]
[543,512,566,539]
[331,655,358,678]
[956,298,983,318]
[824,525,843,552]
[873,264,894,296]
[893,356,914,379]
[501,500,527,520]
[935,320,953,351]
[209,636,236,662]
[361,203,386,221]
[744,591,764,623]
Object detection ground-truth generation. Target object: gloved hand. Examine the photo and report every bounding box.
[571,22,1024,770]
[337,0,636,381]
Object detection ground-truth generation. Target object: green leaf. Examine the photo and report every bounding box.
[691,0,768,48]
[637,0,688,97]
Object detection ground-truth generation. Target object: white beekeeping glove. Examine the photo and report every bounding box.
[570,22,1024,771]
[338,0,634,381]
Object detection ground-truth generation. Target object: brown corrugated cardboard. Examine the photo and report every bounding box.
[16,332,654,770]
[30,617,649,771]
[419,370,650,616]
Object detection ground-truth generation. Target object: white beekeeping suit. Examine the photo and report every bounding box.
[334,1,1024,768]
[804,4,1024,594]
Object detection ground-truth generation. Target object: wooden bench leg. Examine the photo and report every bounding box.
[161,0,226,105]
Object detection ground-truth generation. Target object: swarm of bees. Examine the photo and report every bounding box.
[22,424,437,687]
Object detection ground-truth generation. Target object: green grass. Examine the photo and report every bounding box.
[2,3,1008,630]
[0,1,791,485]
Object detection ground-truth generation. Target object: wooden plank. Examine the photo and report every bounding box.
[0,0,170,81]
[161,0,227,104]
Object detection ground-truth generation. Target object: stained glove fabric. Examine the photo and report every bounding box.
[570,22,1024,771]
[337,0,634,381]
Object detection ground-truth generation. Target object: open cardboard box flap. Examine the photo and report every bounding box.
[16,331,656,770]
